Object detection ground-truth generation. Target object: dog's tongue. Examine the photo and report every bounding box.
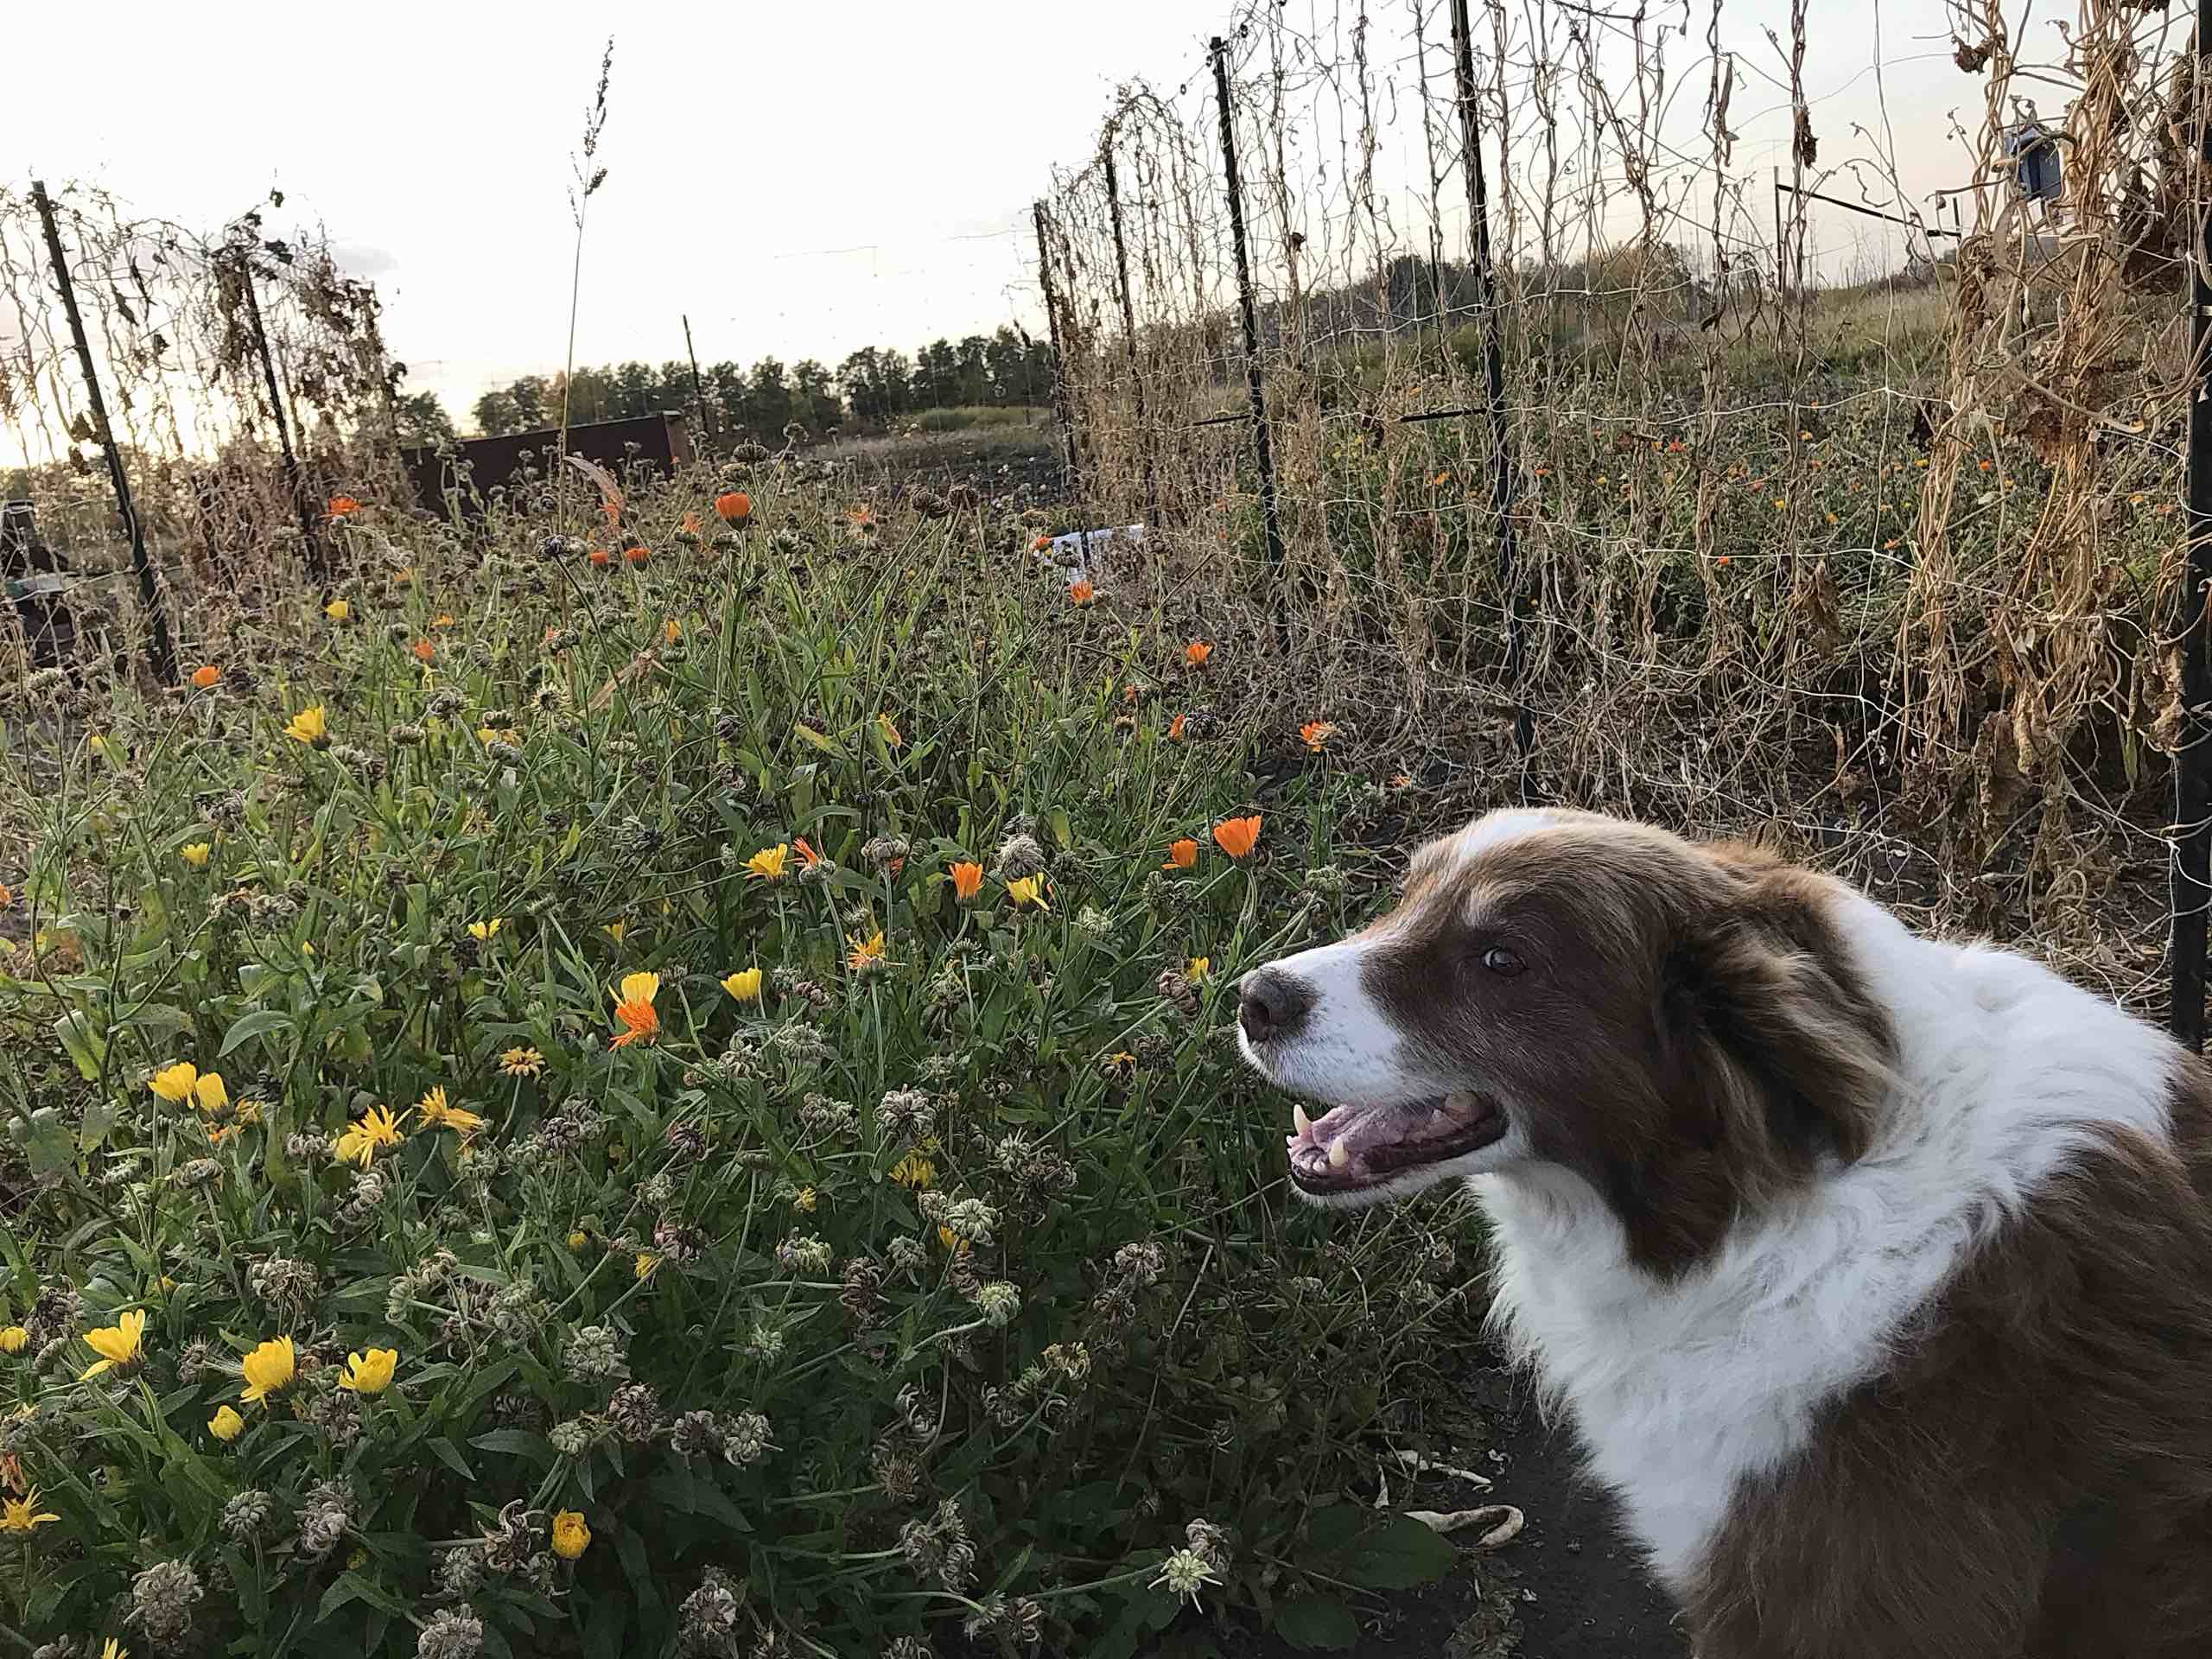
[1285,1091,1491,1178]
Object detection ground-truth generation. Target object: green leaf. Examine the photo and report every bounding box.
[791,721,847,759]
[424,1437,474,1480]
[9,1109,74,1184]
[1341,1511,1457,1589]
[1305,1500,1362,1551]
[219,1007,295,1056]
[53,1010,106,1081]
[315,1568,414,1623]
[467,1427,551,1461]
[1271,1596,1360,1651]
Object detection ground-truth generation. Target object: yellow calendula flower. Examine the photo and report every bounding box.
[100,1642,126,1659]
[148,1062,200,1104]
[937,1225,970,1258]
[566,1230,588,1252]
[334,1104,404,1166]
[846,931,887,972]
[499,1046,544,1078]
[180,842,211,869]
[339,1348,397,1395]
[877,712,903,748]
[0,1326,26,1355]
[721,968,763,1001]
[80,1308,146,1379]
[324,599,350,621]
[284,705,328,746]
[635,1252,661,1281]
[793,1185,817,1213]
[1188,957,1212,983]
[416,1086,484,1136]
[550,1510,591,1560]
[602,921,626,944]
[208,1405,245,1442]
[0,1487,58,1532]
[194,1071,227,1113]
[746,843,790,881]
[1006,874,1049,911]
[888,1151,936,1190]
[239,1336,296,1404]
[468,918,504,942]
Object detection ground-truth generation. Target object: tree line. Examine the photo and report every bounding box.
[460,324,1055,442]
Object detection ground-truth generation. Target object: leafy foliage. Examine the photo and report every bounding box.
[0,466,1473,1655]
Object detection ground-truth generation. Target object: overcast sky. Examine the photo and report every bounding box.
[10,0,2094,435]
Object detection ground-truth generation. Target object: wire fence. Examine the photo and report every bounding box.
[1035,0,2207,1018]
[0,182,411,670]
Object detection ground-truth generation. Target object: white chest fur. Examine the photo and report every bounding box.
[1475,899,2175,1591]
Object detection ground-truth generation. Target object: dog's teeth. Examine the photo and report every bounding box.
[1327,1138,1350,1170]
[1294,1103,1313,1137]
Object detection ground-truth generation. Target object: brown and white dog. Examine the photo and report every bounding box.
[1235,808,2212,1658]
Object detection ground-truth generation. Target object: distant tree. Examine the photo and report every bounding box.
[508,375,551,431]
[791,359,840,434]
[746,358,794,437]
[395,391,456,447]
[470,387,518,437]
[913,340,960,410]
[838,348,912,428]
[983,327,1028,405]
[954,335,991,406]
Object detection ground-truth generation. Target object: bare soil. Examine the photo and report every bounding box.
[1225,1341,1689,1659]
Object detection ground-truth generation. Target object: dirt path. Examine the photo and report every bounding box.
[1484,1367,1688,1659]
[1237,1342,1690,1658]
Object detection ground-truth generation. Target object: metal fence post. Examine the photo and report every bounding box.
[1033,201,1085,505]
[683,313,718,448]
[1103,138,1159,528]
[1449,0,1531,765]
[2170,0,2212,1050]
[230,243,329,582]
[1211,35,1287,569]
[29,181,178,687]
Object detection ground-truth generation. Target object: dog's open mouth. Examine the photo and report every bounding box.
[1283,1090,1507,1194]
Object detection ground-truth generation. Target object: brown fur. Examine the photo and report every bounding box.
[1359,817,1893,1274]
[1330,812,2212,1653]
[1685,1068,2212,1657]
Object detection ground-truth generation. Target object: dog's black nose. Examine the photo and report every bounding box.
[1238,968,1314,1044]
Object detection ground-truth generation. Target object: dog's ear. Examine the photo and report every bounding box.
[1664,863,1891,1192]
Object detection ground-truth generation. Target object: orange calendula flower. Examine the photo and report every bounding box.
[1300,721,1338,753]
[949,861,984,901]
[327,495,361,519]
[623,545,650,567]
[716,491,752,523]
[794,836,823,868]
[877,713,903,749]
[1167,713,1186,741]
[1185,640,1212,665]
[191,664,221,689]
[1212,815,1262,859]
[412,639,435,663]
[610,972,660,1048]
[1069,580,1096,606]
[1163,838,1199,870]
[588,548,612,568]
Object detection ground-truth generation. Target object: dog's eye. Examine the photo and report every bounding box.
[1481,945,1526,977]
